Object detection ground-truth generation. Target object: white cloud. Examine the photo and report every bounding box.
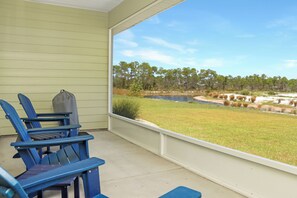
[116,39,138,48]
[114,29,138,48]
[143,36,198,54]
[143,36,184,52]
[183,58,198,67]
[285,60,297,68]
[267,17,297,31]
[121,49,175,65]
[186,48,198,54]
[186,39,200,46]
[118,29,135,40]
[146,16,161,24]
[167,20,180,28]
[200,58,224,67]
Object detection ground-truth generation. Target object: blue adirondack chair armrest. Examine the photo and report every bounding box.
[27,124,81,135]
[11,135,94,149]
[21,117,70,122]
[19,157,105,194]
[36,112,72,117]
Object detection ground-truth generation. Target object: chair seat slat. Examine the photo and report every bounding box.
[57,149,70,165]
[64,146,80,163]
[41,155,49,165]
[31,133,63,140]
[48,153,60,165]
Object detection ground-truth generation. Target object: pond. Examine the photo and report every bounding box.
[145,95,194,102]
[144,95,223,106]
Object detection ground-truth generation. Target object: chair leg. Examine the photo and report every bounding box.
[61,186,68,198]
[38,148,43,157]
[82,168,100,197]
[37,190,43,198]
[44,146,52,154]
[74,177,80,198]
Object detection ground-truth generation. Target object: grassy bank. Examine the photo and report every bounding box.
[114,95,297,166]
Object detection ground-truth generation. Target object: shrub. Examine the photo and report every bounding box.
[291,109,297,115]
[219,94,224,99]
[113,99,140,119]
[251,96,256,103]
[223,95,228,100]
[128,81,142,97]
[113,88,129,95]
[223,100,230,106]
[243,103,248,108]
[257,104,262,109]
[231,102,237,107]
[229,95,235,101]
[208,93,213,97]
[281,108,286,113]
[237,102,242,107]
[236,96,243,101]
[240,89,250,95]
[268,91,276,96]
[213,93,219,98]
[289,100,294,105]
[294,101,297,107]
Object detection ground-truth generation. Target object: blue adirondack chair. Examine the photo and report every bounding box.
[17,93,82,155]
[18,93,71,130]
[0,99,97,197]
[0,157,107,198]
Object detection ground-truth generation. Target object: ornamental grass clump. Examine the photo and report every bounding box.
[113,99,140,119]
[240,89,250,95]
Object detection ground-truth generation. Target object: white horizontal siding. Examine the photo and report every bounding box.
[0,0,108,135]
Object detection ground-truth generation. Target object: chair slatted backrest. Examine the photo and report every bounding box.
[0,100,41,168]
[0,167,28,198]
[18,93,42,128]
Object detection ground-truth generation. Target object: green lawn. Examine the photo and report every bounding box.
[114,95,297,166]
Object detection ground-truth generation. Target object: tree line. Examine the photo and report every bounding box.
[113,61,297,92]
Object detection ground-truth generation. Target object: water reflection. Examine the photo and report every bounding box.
[145,95,194,102]
[144,95,223,106]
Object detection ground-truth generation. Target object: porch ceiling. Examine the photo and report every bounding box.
[25,0,124,12]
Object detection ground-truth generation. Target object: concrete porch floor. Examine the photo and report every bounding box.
[0,130,246,198]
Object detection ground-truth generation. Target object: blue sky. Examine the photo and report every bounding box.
[113,0,297,79]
